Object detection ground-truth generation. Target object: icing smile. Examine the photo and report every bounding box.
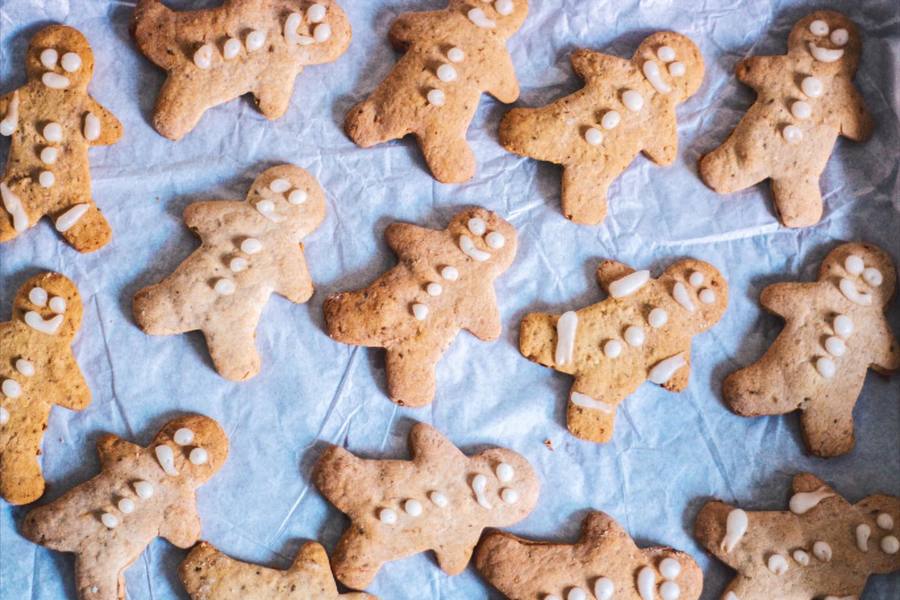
[808,42,844,62]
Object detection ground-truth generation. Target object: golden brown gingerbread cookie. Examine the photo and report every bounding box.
[520,258,727,443]
[133,0,352,140]
[133,164,326,381]
[21,414,228,600]
[477,511,703,600]
[700,11,872,228]
[1,25,123,252]
[344,0,528,183]
[695,473,900,600]
[0,272,90,505]
[724,242,898,458]
[500,32,704,225]
[323,207,517,407]
[314,422,540,590]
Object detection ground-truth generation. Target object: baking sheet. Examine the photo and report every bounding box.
[1,0,898,598]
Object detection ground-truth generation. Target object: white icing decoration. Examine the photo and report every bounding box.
[500,488,519,504]
[485,231,505,249]
[441,266,459,281]
[834,314,853,338]
[801,76,824,98]
[791,101,812,120]
[154,445,178,476]
[313,23,331,43]
[689,271,704,287]
[459,235,490,261]
[816,356,836,379]
[426,282,443,296]
[783,125,803,144]
[839,278,872,305]
[472,474,492,509]
[101,513,119,529]
[881,536,899,554]
[412,303,428,320]
[241,238,262,254]
[789,486,834,514]
[379,508,397,525]
[571,391,614,414]
[856,523,870,552]
[55,204,89,232]
[1,182,28,232]
[246,30,267,52]
[863,268,883,287]
[584,127,603,145]
[642,60,671,94]
[831,29,849,46]
[427,89,446,106]
[877,513,894,530]
[189,447,209,465]
[41,147,59,165]
[284,13,303,44]
[173,428,194,446]
[567,589,586,600]
[657,46,676,62]
[603,339,623,358]
[468,8,496,28]
[43,122,63,142]
[812,540,832,562]
[42,72,70,89]
[659,581,680,600]
[134,480,154,499]
[39,171,55,188]
[118,498,135,514]
[24,311,63,335]
[40,48,58,69]
[230,257,248,272]
[429,491,448,507]
[601,111,621,130]
[84,112,101,141]
[307,3,327,23]
[609,270,650,298]
[404,499,423,516]
[624,325,645,348]
[844,254,864,275]
[673,282,695,312]
[223,38,241,60]
[193,44,214,69]
[622,89,644,112]
[721,508,748,553]
[0,407,8,426]
[767,554,789,575]
[648,354,686,384]
[660,557,681,579]
[724,593,739,600]
[61,52,82,72]
[792,549,810,565]
[825,336,846,357]
[467,217,487,235]
[668,61,686,77]
[0,91,19,136]
[809,20,829,36]
[214,279,236,296]
[594,578,614,600]
[288,189,308,205]
[637,566,656,600]
[809,42,844,62]
[49,296,66,314]
[495,0,514,16]
[16,359,35,377]
[436,63,457,82]
[267,178,290,194]
[496,463,514,482]
[29,287,48,306]
[1,379,21,399]
[448,47,465,63]
[698,288,716,304]
[255,199,283,223]
[555,311,578,365]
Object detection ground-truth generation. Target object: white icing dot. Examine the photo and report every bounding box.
[721,509,748,553]
[61,52,82,73]
[155,445,178,476]
[448,47,465,63]
[813,540,832,562]
[637,566,656,600]
[15,359,35,377]
[809,20,829,36]
[288,189,308,205]
[426,282,443,296]
[856,524,871,552]
[863,267,883,287]
[659,557,681,579]
[313,23,331,42]
[830,28,849,46]
[40,146,59,165]
[427,89,446,106]
[603,339,623,358]
[214,278,236,295]
[792,549,810,565]
[699,288,716,304]
[193,44,214,70]
[49,296,66,314]
[668,61,686,77]
[500,488,519,504]
[834,315,853,338]
[134,480,154,499]
[584,127,603,146]
[567,588,586,600]
[437,64,457,82]
[495,0,514,16]
[222,38,241,60]
[84,112,101,142]
[379,508,397,525]
[241,238,262,254]
[307,3,327,23]
[791,101,812,120]
[649,308,668,328]
[246,30,267,52]
[594,578,615,600]
[877,513,894,530]
[404,499,423,516]
[43,122,63,143]
[844,254,864,275]
[269,178,290,193]
[485,231,505,249]
[38,171,55,188]
[229,257,248,272]
[824,336,846,357]
[622,89,644,112]
[659,581,680,600]
[673,281,695,312]
[783,125,803,144]
[28,287,48,306]
[882,535,899,554]
[0,407,8,426]
[496,463,514,482]
[189,447,209,465]
[657,46,676,62]
[624,325,645,347]
[468,8,496,29]
[173,427,194,446]
[467,217,487,235]
[429,491,449,507]
[2,379,22,399]
[816,356,836,379]
[40,48,58,69]
[101,513,119,529]
[441,266,459,281]
[42,73,71,88]
[767,554,789,575]
[601,111,621,130]
[412,303,428,320]
[801,76,824,98]
[689,271,704,287]
[118,498,135,514]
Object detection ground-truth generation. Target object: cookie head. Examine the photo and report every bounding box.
[246,164,327,235]
[447,207,518,271]
[152,415,228,485]
[635,32,704,102]
[27,25,94,89]
[819,242,896,308]
[454,0,529,35]
[473,448,540,525]
[642,549,703,600]
[13,272,83,340]
[789,11,861,72]
[663,259,728,333]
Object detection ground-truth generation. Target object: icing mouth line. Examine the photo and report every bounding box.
[808,42,844,62]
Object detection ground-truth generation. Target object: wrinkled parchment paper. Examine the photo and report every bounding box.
[1,0,898,598]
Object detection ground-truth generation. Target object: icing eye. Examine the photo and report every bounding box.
[40,48,58,69]
[500,487,519,504]
[28,287,48,306]
[189,447,209,465]
[830,28,849,46]
[862,267,883,287]
[307,3,327,23]
[173,427,194,445]
[467,217,487,236]
[668,61,686,77]
[48,296,66,314]
[809,19,829,36]
[60,52,82,73]
[843,254,864,275]
[494,0,514,16]
[288,189,308,204]
[246,30,267,53]
[657,45,676,62]
[484,231,505,249]
[269,178,291,193]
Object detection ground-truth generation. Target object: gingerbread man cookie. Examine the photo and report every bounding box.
[344,0,528,183]
[477,511,703,600]
[180,541,376,599]
[0,25,123,252]
[500,32,704,225]
[323,207,517,406]
[700,11,872,228]
[724,242,898,458]
[0,272,90,505]
[695,473,900,600]
[133,164,326,381]
[314,422,539,589]
[133,0,351,140]
[21,414,228,600]
[520,258,728,443]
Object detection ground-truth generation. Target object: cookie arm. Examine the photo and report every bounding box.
[839,84,875,142]
[383,222,436,257]
[758,282,808,318]
[641,109,679,165]
[570,49,630,83]
[871,320,900,373]
[96,434,143,469]
[460,286,502,341]
[595,260,635,294]
[409,422,466,464]
[734,55,780,89]
[48,353,92,411]
[274,246,314,304]
[84,98,124,146]
[486,50,520,104]
[387,12,430,49]
[183,201,244,238]
[159,502,202,548]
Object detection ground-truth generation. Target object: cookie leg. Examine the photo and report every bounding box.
[699,137,769,194]
[332,529,386,590]
[75,557,124,600]
[203,322,261,381]
[417,128,476,184]
[0,178,35,243]
[385,343,439,407]
[56,202,111,253]
[800,398,855,457]
[722,363,799,417]
[770,175,823,228]
[133,284,199,335]
[561,163,610,225]
[153,76,207,141]
[566,382,619,443]
[254,71,300,120]
[344,98,409,147]
[0,444,45,505]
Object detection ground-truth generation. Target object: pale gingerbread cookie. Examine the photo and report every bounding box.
[520,258,727,443]
[700,11,872,227]
[477,511,703,600]
[1,25,123,252]
[344,0,528,183]
[323,207,517,406]
[133,0,351,140]
[180,541,376,599]
[314,422,540,590]
[133,164,326,381]
[500,32,704,225]
[21,414,228,600]
[724,242,898,458]
[0,272,90,505]
[695,473,900,600]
